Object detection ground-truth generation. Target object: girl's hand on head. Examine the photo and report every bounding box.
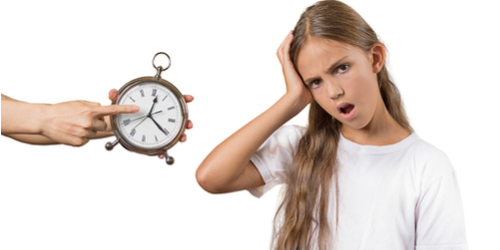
[108,89,194,160]
[277,31,312,107]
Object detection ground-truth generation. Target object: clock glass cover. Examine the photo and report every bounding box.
[114,81,183,150]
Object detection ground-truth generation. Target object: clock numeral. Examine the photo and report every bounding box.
[142,135,146,142]
[168,118,176,123]
[168,106,175,110]
[163,128,170,135]
[130,129,137,137]
[123,119,131,126]
[129,97,136,102]
[162,95,168,101]
[152,89,157,96]
[155,135,158,142]
[140,89,145,97]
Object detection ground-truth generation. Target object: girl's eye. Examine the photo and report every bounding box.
[338,64,349,74]
[310,80,321,89]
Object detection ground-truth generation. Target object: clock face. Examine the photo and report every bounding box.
[114,81,184,150]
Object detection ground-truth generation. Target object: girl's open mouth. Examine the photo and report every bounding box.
[338,103,356,120]
[340,104,354,114]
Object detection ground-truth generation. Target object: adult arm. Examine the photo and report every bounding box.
[1,94,138,146]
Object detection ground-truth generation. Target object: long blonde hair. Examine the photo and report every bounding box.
[272,1,413,249]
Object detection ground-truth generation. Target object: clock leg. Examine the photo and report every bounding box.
[105,138,120,151]
[164,151,175,165]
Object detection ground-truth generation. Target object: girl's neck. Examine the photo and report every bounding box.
[341,100,411,146]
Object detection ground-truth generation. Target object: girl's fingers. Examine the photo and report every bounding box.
[277,31,294,64]
[277,31,292,60]
[283,34,294,61]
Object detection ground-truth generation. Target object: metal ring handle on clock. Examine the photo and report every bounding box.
[152,52,171,78]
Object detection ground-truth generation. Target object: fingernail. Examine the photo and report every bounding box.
[132,105,140,112]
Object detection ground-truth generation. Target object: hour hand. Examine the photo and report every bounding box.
[148,96,158,115]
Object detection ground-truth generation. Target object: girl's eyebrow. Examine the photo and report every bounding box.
[303,56,348,84]
[325,56,348,74]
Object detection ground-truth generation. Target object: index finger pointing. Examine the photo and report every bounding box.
[93,104,140,116]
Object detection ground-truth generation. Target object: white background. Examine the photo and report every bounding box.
[1,0,499,249]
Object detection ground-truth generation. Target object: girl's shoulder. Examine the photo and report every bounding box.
[262,125,306,150]
[274,124,306,139]
[406,135,457,187]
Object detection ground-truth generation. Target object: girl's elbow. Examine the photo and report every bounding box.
[196,164,225,194]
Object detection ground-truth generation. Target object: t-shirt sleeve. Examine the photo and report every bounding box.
[415,152,468,249]
[247,125,305,198]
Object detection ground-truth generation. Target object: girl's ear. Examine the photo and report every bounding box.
[370,43,386,74]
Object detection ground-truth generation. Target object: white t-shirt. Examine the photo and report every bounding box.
[249,125,468,250]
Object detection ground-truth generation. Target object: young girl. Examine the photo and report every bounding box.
[196,0,467,249]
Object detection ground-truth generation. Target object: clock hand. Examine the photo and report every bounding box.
[150,116,168,136]
[148,96,158,116]
[131,117,148,130]
[124,110,163,125]
[151,110,163,116]
[128,116,148,123]
[145,97,166,135]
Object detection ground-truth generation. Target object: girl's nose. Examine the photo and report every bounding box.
[325,80,344,100]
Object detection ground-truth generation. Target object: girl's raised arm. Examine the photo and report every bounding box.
[196,32,311,193]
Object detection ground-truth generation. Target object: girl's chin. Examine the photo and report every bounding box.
[337,118,371,131]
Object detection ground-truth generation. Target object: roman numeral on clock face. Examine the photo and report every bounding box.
[123,119,131,126]
[116,82,184,150]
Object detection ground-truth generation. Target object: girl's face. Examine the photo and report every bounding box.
[296,38,386,132]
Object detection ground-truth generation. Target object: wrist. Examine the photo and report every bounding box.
[35,103,52,135]
[281,91,311,115]
[272,94,307,123]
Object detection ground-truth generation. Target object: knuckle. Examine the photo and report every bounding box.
[81,120,93,129]
[110,106,118,113]
[81,107,93,115]
[75,129,88,138]
[105,105,118,114]
[71,138,85,147]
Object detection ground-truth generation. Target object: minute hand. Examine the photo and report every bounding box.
[150,116,168,136]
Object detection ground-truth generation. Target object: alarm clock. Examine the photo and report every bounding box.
[105,52,188,165]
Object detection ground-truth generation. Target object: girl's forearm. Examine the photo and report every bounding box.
[197,93,307,192]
